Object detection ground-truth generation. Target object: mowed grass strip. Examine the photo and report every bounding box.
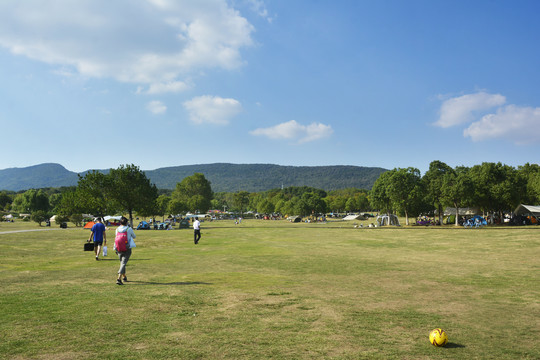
[0,221,538,359]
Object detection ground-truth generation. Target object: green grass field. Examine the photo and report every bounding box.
[0,220,538,359]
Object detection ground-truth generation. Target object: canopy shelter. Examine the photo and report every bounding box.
[514,204,540,217]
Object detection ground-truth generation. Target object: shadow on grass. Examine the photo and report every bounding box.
[444,342,466,349]
[128,281,213,286]
[96,258,152,261]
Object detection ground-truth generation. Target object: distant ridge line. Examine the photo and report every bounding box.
[0,163,388,192]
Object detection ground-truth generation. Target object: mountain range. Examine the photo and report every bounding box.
[0,163,387,192]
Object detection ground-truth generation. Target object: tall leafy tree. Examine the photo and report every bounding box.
[469,162,525,217]
[168,198,188,215]
[370,169,395,214]
[172,173,213,213]
[0,191,12,211]
[423,160,453,224]
[386,167,423,225]
[31,210,49,226]
[108,164,158,226]
[518,163,540,204]
[56,190,83,218]
[442,166,474,226]
[257,198,275,214]
[76,171,114,218]
[301,192,327,216]
[11,189,50,213]
[155,194,171,221]
[233,191,250,216]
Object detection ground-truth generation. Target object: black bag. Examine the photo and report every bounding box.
[84,242,95,251]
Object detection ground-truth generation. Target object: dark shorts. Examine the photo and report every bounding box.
[93,240,103,246]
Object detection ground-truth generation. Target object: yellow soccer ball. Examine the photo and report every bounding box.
[429,328,448,347]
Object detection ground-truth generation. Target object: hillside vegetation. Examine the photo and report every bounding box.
[0,163,386,192]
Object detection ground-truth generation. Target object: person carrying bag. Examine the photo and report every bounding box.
[114,216,136,285]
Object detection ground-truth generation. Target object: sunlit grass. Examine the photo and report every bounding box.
[0,220,538,359]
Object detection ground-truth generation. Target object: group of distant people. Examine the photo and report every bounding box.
[88,216,202,285]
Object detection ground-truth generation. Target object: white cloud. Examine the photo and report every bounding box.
[146,100,167,114]
[435,92,506,128]
[250,120,333,143]
[464,105,540,144]
[137,81,190,95]
[0,0,254,89]
[244,0,273,23]
[183,95,242,125]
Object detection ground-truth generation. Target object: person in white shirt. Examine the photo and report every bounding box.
[193,218,201,244]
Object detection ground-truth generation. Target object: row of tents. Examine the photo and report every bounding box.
[341,204,540,227]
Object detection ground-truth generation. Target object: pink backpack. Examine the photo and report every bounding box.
[115,231,128,252]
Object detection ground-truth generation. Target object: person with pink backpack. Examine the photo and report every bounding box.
[114,216,136,285]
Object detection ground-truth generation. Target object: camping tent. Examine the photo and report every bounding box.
[84,221,95,229]
[376,214,400,226]
[343,214,367,221]
[137,221,150,230]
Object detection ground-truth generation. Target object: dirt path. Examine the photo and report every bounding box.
[0,228,64,235]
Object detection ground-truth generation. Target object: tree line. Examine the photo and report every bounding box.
[1,161,539,226]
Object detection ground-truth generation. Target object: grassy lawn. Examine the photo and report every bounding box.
[0,220,538,359]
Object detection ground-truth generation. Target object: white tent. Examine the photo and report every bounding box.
[104,215,122,221]
[376,214,400,226]
[513,204,540,216]
[343,214,367,221]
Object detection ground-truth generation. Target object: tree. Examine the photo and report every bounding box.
[0,191,12,211]
[69,213,83,227]
[108,164,159,226]
[469,162,525,218]
[386,167,423,225]
[155,195,171,221]
[326,195,347,213]
[11,189,50,213]
[172,173,213,213]
[519,163,540,204]
[370,170,394,214]
[442,166,474,226]
[301,192,327,216]
[76,171,114,218]
[56,190,82,217]
[168,199,188,215]
[31,210,49,226]
[233,191,250,216]
[257,198,275,214]
[345,197,357,213]
[423,160,453,225]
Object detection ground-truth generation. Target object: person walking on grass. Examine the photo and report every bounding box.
[115,216,136,285]
[193,217,201,244]
[88,217,106,261]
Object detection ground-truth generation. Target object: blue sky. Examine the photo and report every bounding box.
[1,0,539,174]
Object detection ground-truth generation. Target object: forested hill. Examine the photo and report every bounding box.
[146,164,387,192]
[0,163,387,192]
